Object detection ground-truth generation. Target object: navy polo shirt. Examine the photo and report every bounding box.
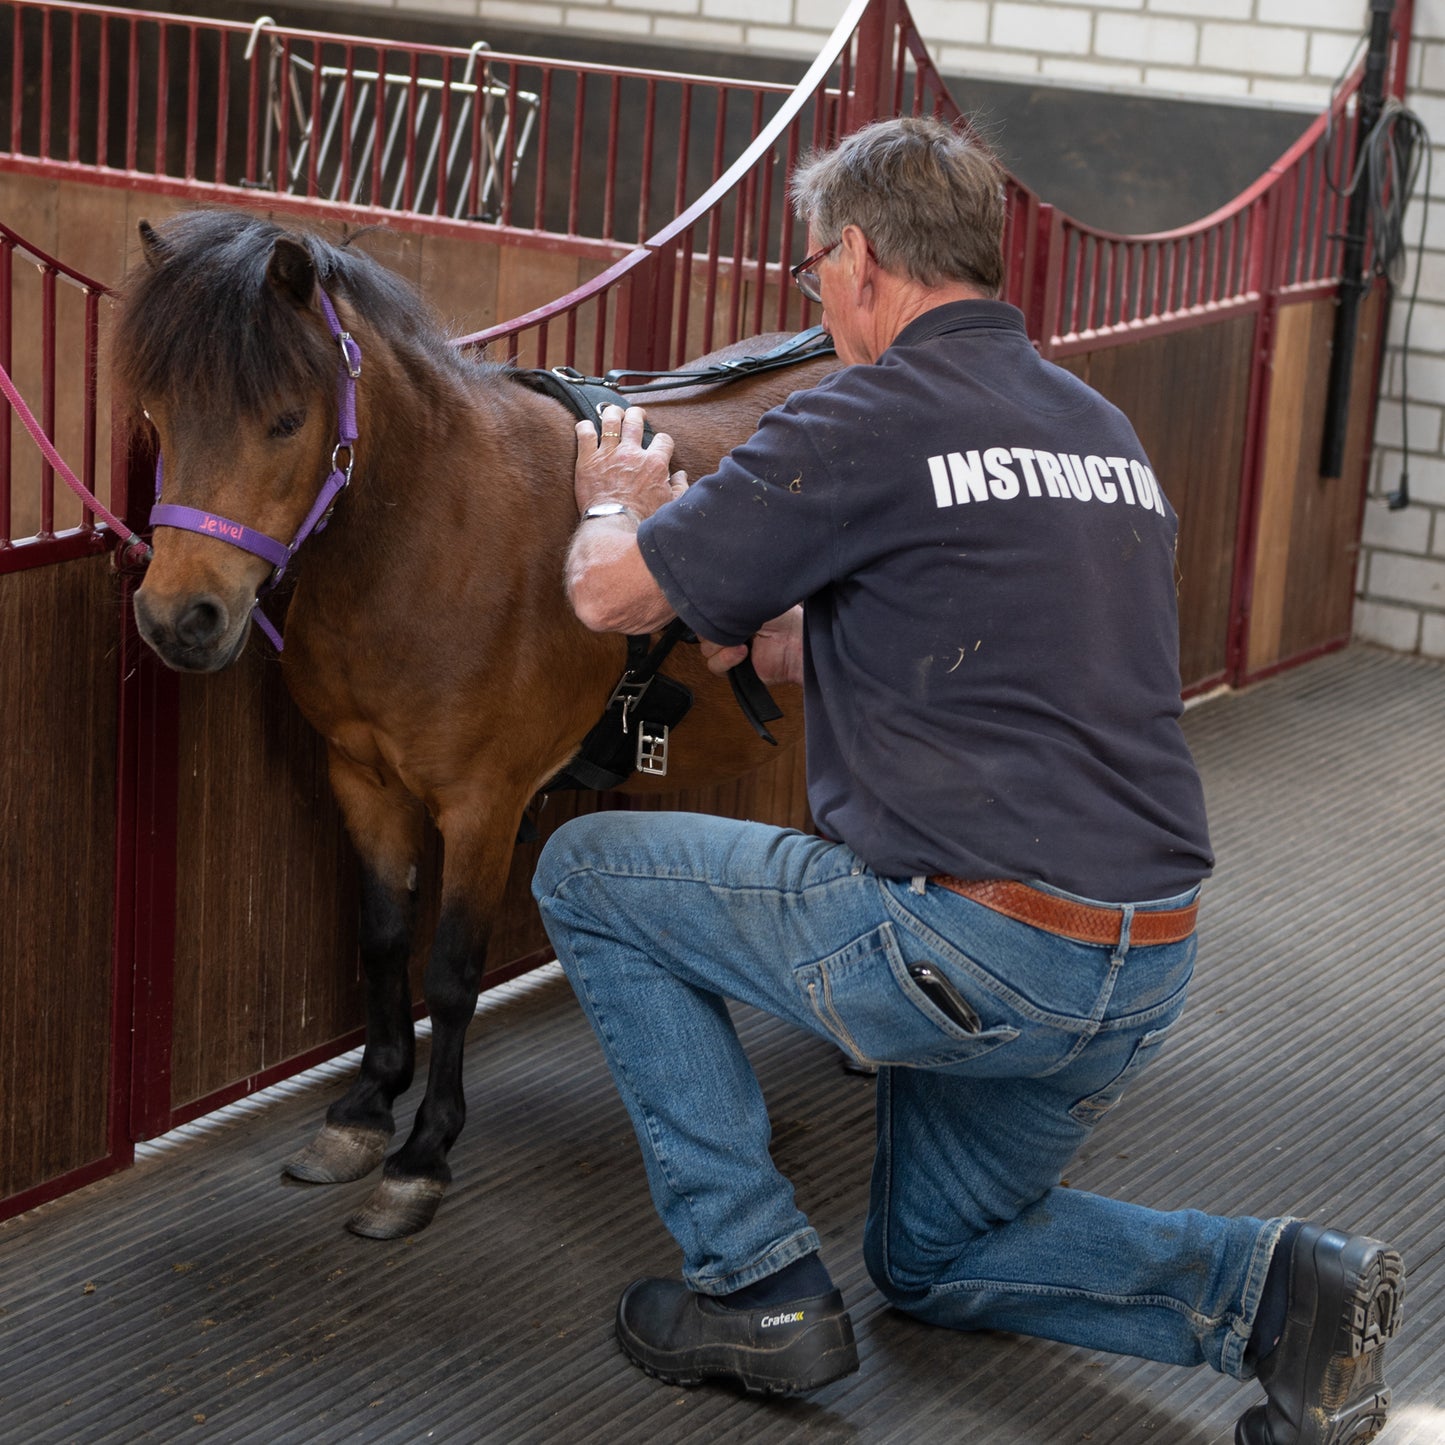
[638,300,1213,901]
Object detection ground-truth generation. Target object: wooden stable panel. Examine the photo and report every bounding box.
[167,640,366,1111]
[1062,314,1255,692]
[1246,291,1382,677]
[0,555,119,1198]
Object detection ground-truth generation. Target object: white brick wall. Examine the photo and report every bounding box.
[379,0,1442,659]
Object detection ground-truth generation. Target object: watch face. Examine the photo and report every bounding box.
[584,502,628,518]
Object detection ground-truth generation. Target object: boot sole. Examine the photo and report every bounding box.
[1237,1237,1405,1445]
[617,1316,859,1397]
[1313,1241,1405,1445]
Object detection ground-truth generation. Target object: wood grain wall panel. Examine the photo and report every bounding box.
[1062,316,1254,690]
[1246,293,1379,676]
[1276,291,1380,667]
[0,556,118,1198]
[169,640,365,1110]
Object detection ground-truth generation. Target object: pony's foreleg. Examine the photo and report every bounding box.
[345,809,516,1240]
[283,754,423,1188]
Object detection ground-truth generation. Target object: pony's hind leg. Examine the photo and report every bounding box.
[283,754,423,1188]
[345,802,517,1239]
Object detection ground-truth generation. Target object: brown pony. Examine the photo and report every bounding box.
[117,209,837,1239]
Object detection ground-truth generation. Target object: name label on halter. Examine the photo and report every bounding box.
[197,514,246,543]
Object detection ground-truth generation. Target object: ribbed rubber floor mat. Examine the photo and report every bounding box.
[2,645,1442,1443]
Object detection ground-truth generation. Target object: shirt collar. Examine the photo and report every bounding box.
[889,299,1029,350]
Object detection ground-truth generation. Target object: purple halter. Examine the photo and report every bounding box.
[149,287,363,652]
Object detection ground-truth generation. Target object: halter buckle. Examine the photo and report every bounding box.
[337,331,362,379]
[330,444,355,482]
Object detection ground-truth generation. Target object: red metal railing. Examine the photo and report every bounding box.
[0,219,111,571]
[463,0,1412,370]
[1,0,806,258]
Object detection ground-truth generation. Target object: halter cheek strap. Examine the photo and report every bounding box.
[148,286,363,652]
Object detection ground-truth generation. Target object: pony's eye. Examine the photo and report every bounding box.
[269,409,306,439]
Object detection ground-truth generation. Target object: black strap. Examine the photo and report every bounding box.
[514,369,658,444]
[545,621,696,792]
[728,653,782,746]
[594,326,835,396]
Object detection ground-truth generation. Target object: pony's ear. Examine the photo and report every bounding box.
[137,220,168,269]
[267,237,317,308]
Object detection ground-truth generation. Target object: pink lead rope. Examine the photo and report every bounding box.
[0,358,151,563]
[149,286,363,652]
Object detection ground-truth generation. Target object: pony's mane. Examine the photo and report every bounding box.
[112,210,503,421]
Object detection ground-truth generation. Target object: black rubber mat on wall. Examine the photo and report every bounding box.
[2,644,1443,1444]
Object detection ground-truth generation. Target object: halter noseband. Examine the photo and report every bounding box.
[148,287,362,652]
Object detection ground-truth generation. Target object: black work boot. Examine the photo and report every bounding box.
[1235,1225,1405,1445]
[615,1278,859,1396]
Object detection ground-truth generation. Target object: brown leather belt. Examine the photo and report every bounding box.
[929,876,1198,947]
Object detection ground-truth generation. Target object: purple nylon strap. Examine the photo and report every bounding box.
[147,284,362,652]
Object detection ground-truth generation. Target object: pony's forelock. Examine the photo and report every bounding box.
[113,211,446,427]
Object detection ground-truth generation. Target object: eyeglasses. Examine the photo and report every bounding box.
[790,239,841,304]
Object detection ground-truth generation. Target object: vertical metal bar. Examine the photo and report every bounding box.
[775,118,801,332]
[184,25,199,181]
[82,287,99,528]
[433,56,450,215]
[214,31,229,186]
[0,238,11,544]
[752,118,774,337]
[154,21,168,177]
[728,145,749,342]
[40,7,52,159]
[97,10,111,167]
[674,225,695,369]
[710,85,728,189]
[9,7,22,155]
[673,83,693,221]
[243,21,261,183]
[371,48,386,206]
[40,266,55,535]
[637,78,657,242]
[532,69,552,230]
[402,53,420,212]
[334,45,353,201]
[1033,205,1061,357]
[275,37,292,193]
[602,73,621,239]
[301,38,320,198]
[593,288,609,377]
[67,10,81,164]
[567,72,586,238]
[500,64,519,226]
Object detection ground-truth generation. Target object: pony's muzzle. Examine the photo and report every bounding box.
[134,586,250,672]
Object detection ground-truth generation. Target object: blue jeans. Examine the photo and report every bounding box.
[533,811,1283,1379]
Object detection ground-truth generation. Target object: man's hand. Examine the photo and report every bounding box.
[700,606,804,688]
[566,404,681,636]
[575,404,687,518]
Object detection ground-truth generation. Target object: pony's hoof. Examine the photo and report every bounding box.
[281,1123,392,1185]
[345,1175,446,1239]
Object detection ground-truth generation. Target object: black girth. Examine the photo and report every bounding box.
[519,330,831,792]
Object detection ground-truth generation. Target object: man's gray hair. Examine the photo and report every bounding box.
[789,116,1006,296]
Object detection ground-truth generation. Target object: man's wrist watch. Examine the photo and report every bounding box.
[580,501,635,522]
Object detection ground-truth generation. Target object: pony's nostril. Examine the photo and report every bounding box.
[175,597,229,649]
